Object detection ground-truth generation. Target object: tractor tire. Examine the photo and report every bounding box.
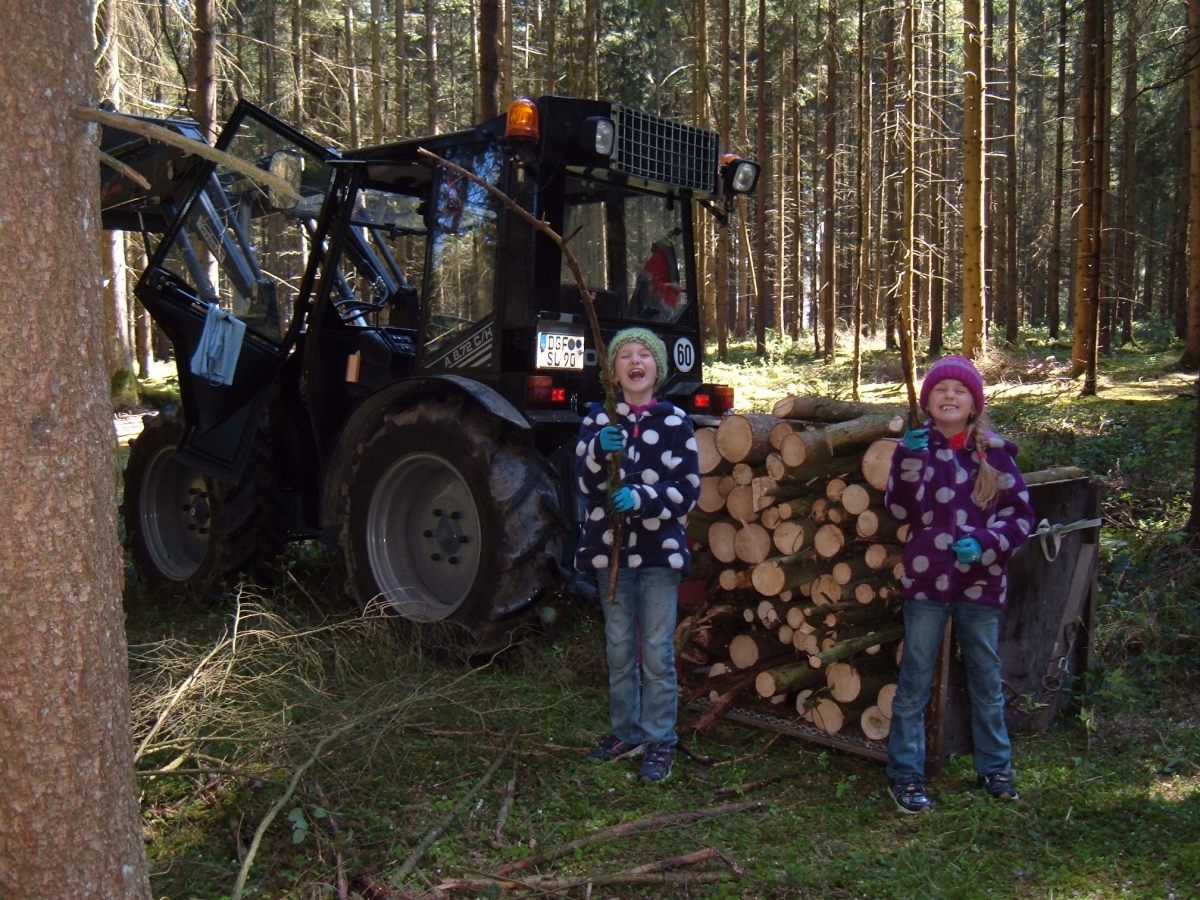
[121,410,285,592]
[340,396,562,656]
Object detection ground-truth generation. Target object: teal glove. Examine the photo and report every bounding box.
[599,425,626,453]
[902,427,929,452]
[950,537,982,564]
[609,486,636,513]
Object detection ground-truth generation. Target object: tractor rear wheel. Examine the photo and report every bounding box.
[340,397,562,655]
[121,410,284,591]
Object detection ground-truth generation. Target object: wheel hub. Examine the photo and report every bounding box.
[140,446,211,581]
[366,452,483,621]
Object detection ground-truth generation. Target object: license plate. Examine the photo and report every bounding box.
[536,329,585,370]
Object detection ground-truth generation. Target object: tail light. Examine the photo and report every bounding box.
[526,375,569,406]
[689,384,734,415]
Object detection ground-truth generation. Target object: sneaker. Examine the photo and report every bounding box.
[585,734,646,763]
[888,780,934,814]
[979,771,1019,802]
[638,743,676,784]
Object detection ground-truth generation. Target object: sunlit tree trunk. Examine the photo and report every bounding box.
[0,4,151,895]
[853,0,868,397]
[755,0,769,357]
[1048,0,1067,340]
[734,0,744,340]
[426,0,439,133]
[345,2,361,145]
[821,0,837,359]
[961,0,986,358]
[928,0,945,355]
[716,0,730,361]
[371,0,384,141]
[1071,0,1100,388]
[790,12,804,343]
[1003,0,1019,346]
[1114,0,1139,348]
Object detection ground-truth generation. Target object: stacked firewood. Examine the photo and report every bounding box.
[679,396,910,743]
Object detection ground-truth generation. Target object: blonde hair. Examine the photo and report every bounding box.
[969,414,1000,509]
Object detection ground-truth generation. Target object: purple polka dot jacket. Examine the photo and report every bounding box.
[573,398,701,576]
[884,425,1034,608]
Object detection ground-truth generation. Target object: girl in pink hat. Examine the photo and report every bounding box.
[883,355,1035,813]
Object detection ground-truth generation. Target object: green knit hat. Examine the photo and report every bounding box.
[607,327,669,390]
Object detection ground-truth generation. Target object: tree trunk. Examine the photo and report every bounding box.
[1186,0,1200,369]
[822,0,838,359]
[345,2,361,146]
[426,0,439,133]
[0,5,151,894]
[480,0,500,119]
[1048,0,1067,339]
[961,0,986,358]
[755,0,770,357]
[1003,0,1019,345]
[1071,0,1101,387]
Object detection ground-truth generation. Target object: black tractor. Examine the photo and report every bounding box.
[102,96,759,652]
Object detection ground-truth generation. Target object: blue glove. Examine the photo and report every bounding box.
[609,487,636,513]
[950,537,982,564]
[598,425,626,453]
[902,427,929,452]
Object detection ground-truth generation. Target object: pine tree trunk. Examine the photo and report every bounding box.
[822,0,838,359]
[961,0,986,358]
[0,5,151,893]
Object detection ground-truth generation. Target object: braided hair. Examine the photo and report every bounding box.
[969,414,1000,509]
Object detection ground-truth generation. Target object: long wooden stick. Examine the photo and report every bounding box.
[417,147,625,601]
[390,733,518,888]
[492,800,762,876]
[74,106,302,206]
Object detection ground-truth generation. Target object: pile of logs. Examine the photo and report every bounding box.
[679,396,910,744]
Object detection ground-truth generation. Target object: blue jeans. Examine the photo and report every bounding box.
[596,567,681,746]
[887,598,1012,782]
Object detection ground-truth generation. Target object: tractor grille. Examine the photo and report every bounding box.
[611,105,719,194]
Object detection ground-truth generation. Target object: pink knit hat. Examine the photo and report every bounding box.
[919,355,985,416]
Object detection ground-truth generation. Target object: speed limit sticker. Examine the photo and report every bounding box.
[673,337,696,373]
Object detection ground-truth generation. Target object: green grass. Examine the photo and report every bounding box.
[125,322,1200,899]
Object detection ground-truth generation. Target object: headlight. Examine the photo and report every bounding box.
[720,153,760,194]
[731,161,759,193]
[579,117,615,156]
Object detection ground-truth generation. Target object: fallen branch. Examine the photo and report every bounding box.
[491,754,519,847]
[493,800,761,877]
[690,673,755,735]
[438,869,739,894]
[389,733,519,888]
[74,106,302,206]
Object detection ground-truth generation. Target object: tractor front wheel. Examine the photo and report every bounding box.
[121,410,284,591]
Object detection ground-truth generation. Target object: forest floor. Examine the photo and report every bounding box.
[120,327,1200,900]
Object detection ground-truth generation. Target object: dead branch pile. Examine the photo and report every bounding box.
[679,396,909,743]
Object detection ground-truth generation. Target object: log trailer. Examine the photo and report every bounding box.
[101,97,759,652]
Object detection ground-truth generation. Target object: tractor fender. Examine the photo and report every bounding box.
[319,375,530,539]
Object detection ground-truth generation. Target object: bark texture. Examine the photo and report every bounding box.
[0,3,150,895]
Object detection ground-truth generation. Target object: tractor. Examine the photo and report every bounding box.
[102,96,759,652]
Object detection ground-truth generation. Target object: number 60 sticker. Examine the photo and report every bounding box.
[673,337,696,373]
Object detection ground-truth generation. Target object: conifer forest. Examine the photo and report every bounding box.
[96,0,1200,387]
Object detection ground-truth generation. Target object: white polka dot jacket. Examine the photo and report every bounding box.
[884,426,1034,608]
[573,398,702,575]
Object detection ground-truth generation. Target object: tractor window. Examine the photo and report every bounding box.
[157,116,331,342]
[423,144,503,363]
[330,189,427,328]
[561,180,689,324]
